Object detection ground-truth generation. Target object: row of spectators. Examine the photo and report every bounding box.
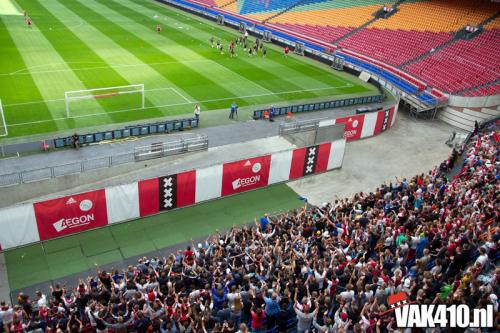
[0,121,498,333]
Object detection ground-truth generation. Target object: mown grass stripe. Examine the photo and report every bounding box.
[107,0,315,99]
[0,13,100,130]
[65,0,253,109]
[0,17,58,136]
[16,0,141,124]
[39,0,194,113]
[130,0,365,93]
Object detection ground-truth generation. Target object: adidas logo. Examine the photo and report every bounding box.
[244,160,251,167]
[66,197,77,205]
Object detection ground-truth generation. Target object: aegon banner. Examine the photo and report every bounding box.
[33,190,108,241]
[1,101,400,249]
[335,114,365,141]
[221,155,271,196]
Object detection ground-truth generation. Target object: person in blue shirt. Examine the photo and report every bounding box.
[414,197,423,210]
[263,292,281,329]
[257,214,269,232]
[269,105,276,122]
[229,102,238,120]
[212,285,228,311]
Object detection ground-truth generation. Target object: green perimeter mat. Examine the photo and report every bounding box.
[5,183,303,290]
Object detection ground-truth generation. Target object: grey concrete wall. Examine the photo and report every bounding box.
[0,137,294,207]
[282,129,317,147]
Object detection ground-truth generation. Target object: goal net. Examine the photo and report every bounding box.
[65,84,145,118]
[0,98,7,137]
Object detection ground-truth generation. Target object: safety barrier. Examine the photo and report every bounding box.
[0,139,346,249]
[0,135,208,187]
[252,95,384,120]
[0,105,399,250]
[53,117,199,148]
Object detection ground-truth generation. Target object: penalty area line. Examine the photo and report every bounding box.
[6,85,353,127]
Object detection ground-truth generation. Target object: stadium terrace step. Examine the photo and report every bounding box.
[402,29,500,93]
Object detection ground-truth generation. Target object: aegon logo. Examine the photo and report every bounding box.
[52,214,95,232]
[344,130,358,138]
[232,175,261,190]
[388,292,494,328]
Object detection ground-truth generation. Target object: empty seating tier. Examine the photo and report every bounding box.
[371,0,499,32]
[203,0,500,96]
[338,28,453,67]
[403,29,500,93]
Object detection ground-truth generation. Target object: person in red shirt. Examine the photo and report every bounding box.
[229,40,235,58]
[27,19,32,29]
[251,306,266,332]
[284,46,289,57]
[156,24,161,33]
[182,246,194,266]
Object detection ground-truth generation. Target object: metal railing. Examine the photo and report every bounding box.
[278,118,323,136]
[0,135,208,187]
[134,136,209,161]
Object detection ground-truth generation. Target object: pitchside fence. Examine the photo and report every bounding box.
[0,135,208,187]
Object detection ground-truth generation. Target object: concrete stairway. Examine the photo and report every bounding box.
[439,106,500,132]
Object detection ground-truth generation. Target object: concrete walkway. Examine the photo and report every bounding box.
[0,103,388,174]
[289,111,456,204]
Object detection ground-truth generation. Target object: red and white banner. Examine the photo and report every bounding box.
[0,204,39,249]
[268,150,293,185]
[1,103,403,248]
[138,170,196,217]
[33,190,108,241]
[335,115,365,141]
[105,183,140,224]
[196,165,223,203]
[327,139,346,170]
[374,106,394,135]
[221,155,271,196]
[289,143,332,179]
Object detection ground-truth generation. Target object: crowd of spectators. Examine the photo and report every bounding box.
[0,122,498,333]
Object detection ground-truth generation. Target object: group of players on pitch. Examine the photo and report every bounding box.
[210,32,268,58]
[156,23,291,58]
[209,31,291,58]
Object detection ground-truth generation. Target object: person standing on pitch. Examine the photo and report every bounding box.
[194,104,201,122]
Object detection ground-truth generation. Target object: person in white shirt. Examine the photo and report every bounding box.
[35,291,47,309]
[0,301,14,331]
[226,285,240,309]
[475,247,489,267]
[194,104,201,122]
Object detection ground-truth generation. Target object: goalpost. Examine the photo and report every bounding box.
[0,98,8,137]
[65,84,145,118]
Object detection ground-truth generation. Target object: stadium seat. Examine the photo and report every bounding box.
[217,0,499,94]
[403,29,500,94]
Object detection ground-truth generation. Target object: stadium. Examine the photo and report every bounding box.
[0,0,498,331]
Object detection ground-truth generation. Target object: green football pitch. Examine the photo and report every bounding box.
[0,0,374,139]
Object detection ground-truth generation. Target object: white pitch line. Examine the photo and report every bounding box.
[171,88,192,103]
[0,59,214,77]
[3,86,178,107]
[6,85,353,127]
